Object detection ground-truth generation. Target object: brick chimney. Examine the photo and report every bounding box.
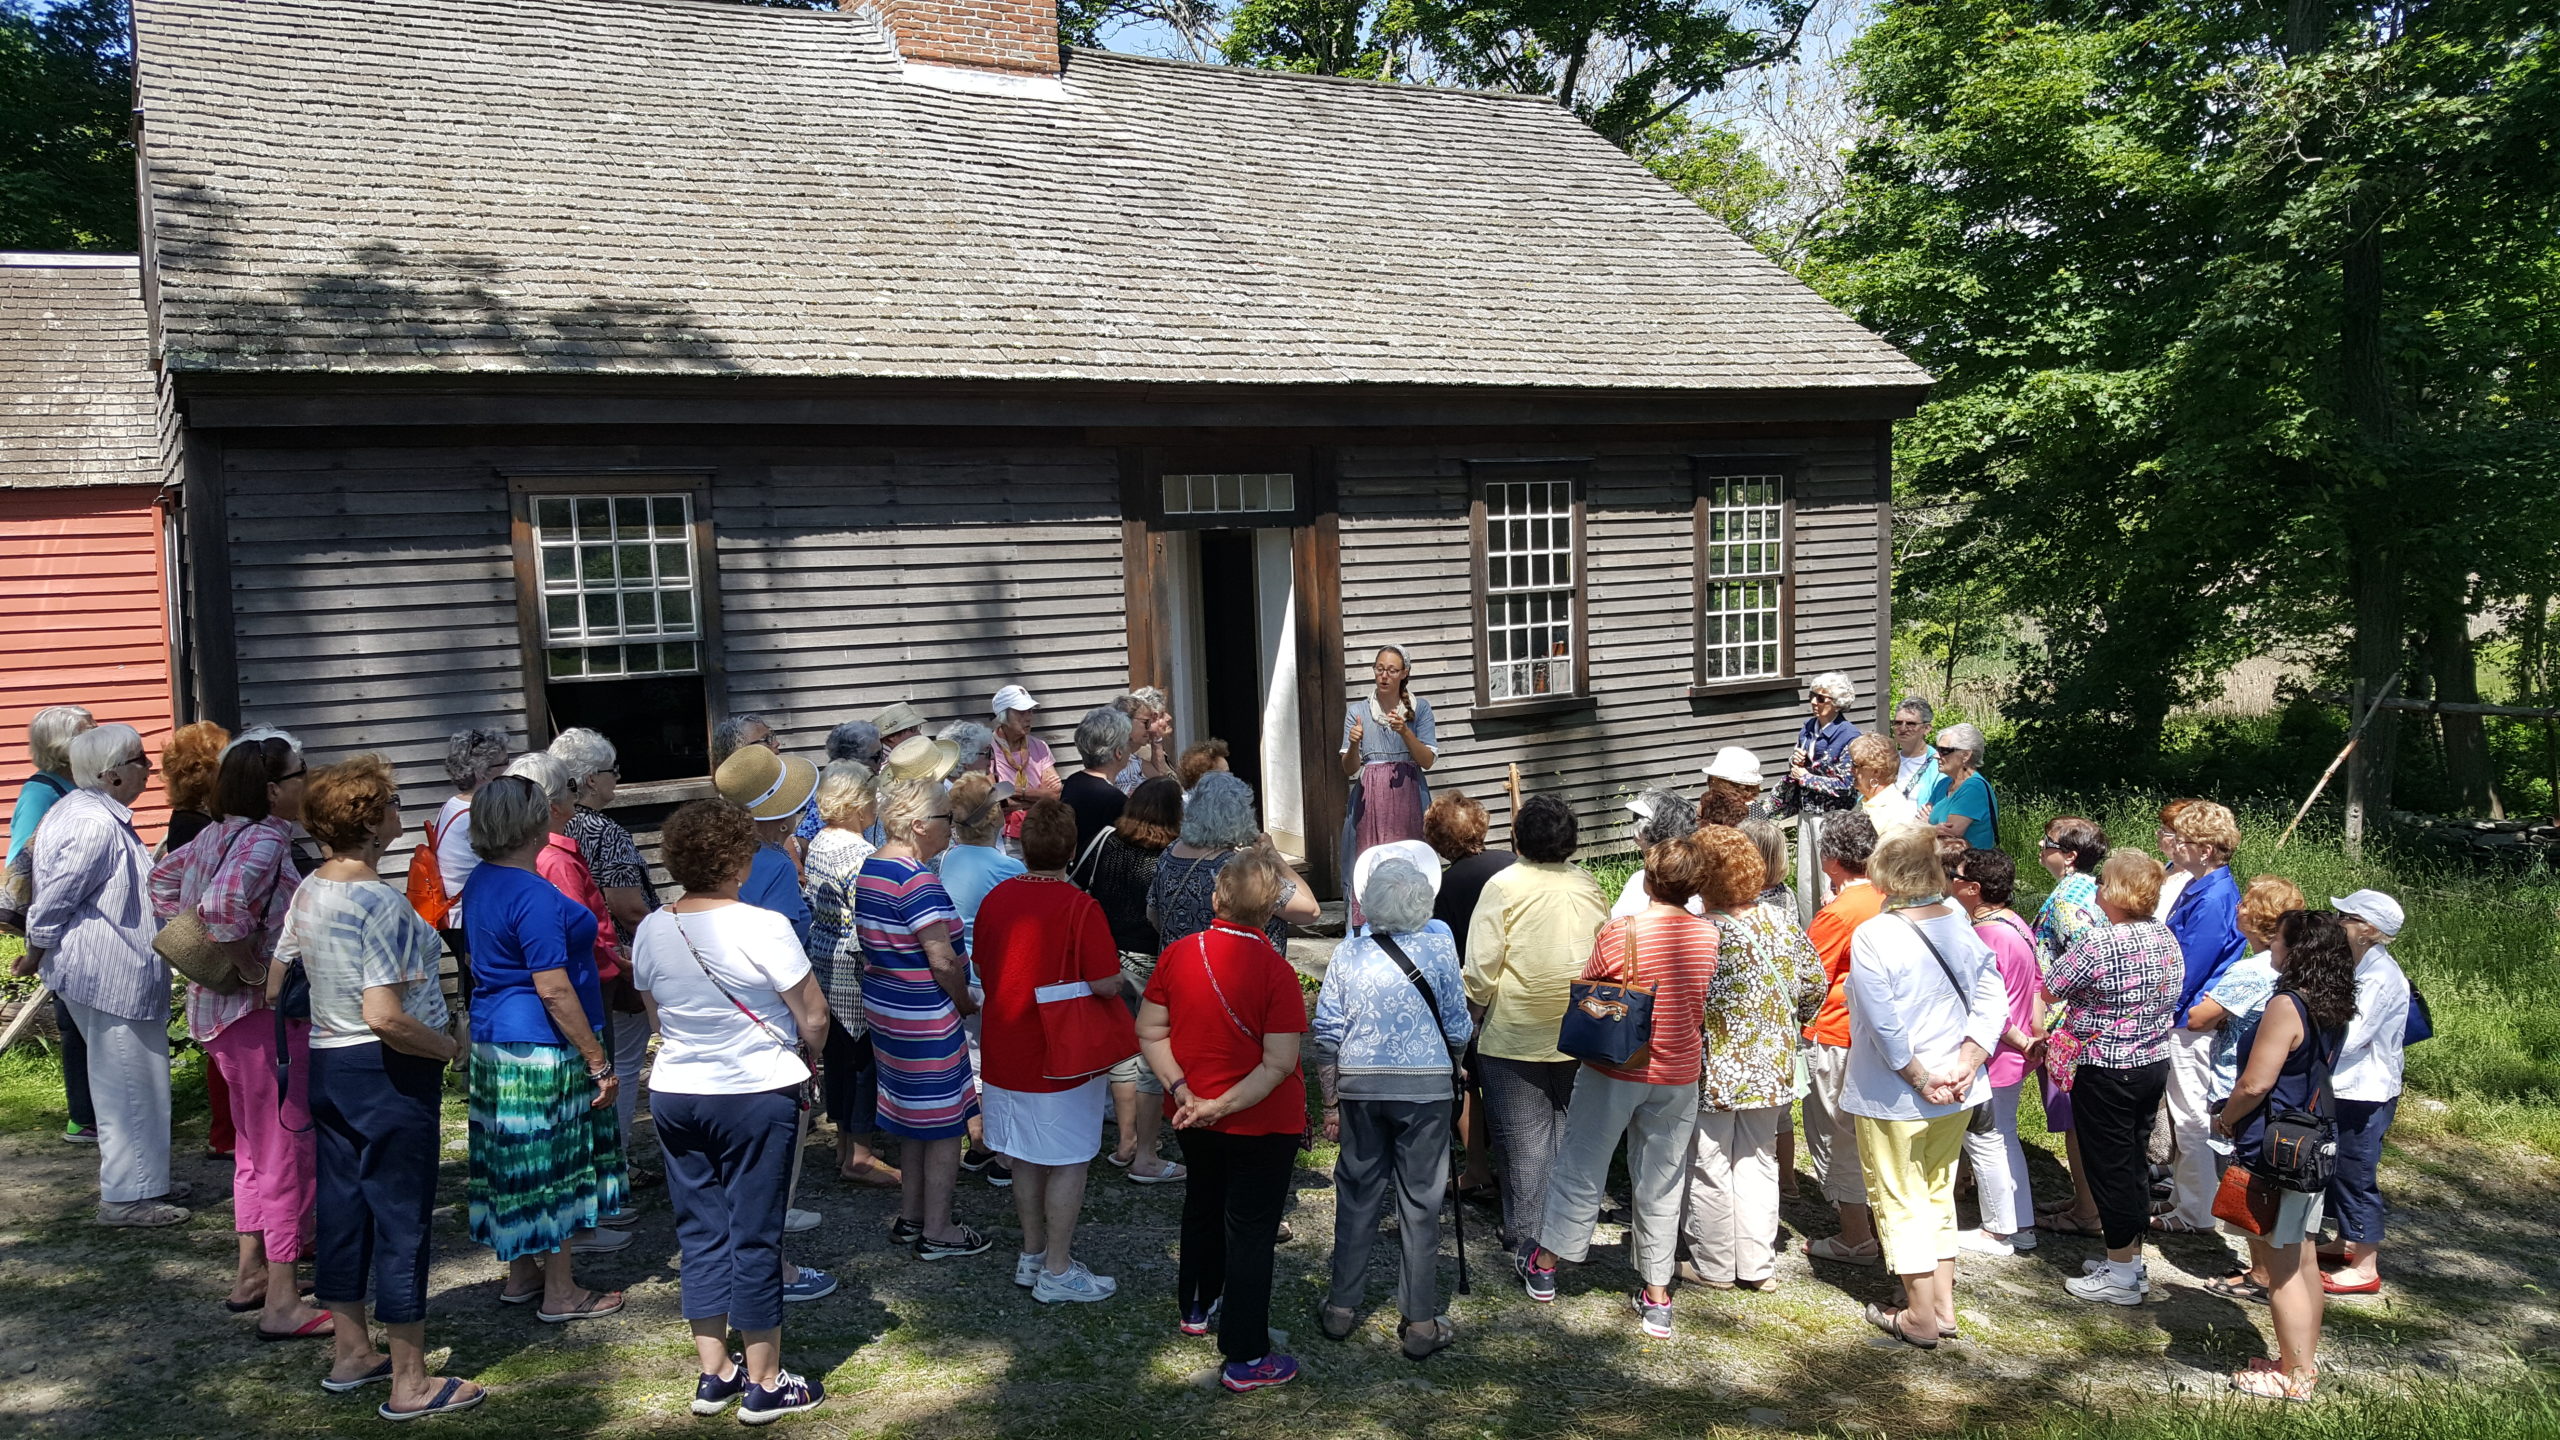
[849,0,1060,77]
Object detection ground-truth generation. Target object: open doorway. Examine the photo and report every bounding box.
[1161,527,1307,861]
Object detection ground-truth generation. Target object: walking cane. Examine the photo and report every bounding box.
[1450,1056,1471,1296]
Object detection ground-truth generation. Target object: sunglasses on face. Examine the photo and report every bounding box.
[277,767,308,781]
[1932,745,1961,756]
[2039,838,2067,851]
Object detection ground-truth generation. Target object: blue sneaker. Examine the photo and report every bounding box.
[1180,1296,1222,1337]
[781,1267,838,1304]
[690,1354,746,1415]
[739,1370,824,1425]
[1516,1249,1557,1303]
[1220,1353,1299,1393]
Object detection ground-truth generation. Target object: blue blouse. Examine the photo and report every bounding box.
[462,861,603,1045]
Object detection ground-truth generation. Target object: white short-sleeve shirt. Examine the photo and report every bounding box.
[632,902,813,1096]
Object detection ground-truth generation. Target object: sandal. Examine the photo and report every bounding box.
[536,1289,626,1324]
[2043,1212,2106,1238]
[1128,1162,1188,1185]
[1320,1304,1359,1342]
[1401,1315,1457,1361]
[1863,1303,1938,1350]
[1806,1236,1883,1266]
[2230,1367,2316,1401]
[257,1312,336,1342]
[321,1358,395,1394]
[2206,1273,2270,1303]
[381,1376,489,1422]
[2149,1216,2213,1235]
[837,1158,902,1188]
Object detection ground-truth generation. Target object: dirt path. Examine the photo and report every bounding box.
[0,1100,2552,1438]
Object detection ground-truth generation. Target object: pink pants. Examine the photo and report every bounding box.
[207,1017,315,1263]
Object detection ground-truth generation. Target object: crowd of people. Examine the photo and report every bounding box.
[0,663,2421,1418]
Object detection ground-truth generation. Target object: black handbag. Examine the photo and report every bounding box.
[2257,991,2340,1195]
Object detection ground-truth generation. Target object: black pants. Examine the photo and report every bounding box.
[1174,1129,1298,1364]
[821,1017,879,1137]
[311,1042,445,1324]
[52,993,96,1132]
[2071,1060,2171,1251]
[438,929,472,1010]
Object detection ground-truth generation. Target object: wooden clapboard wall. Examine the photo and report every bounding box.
[215,439,1130,875]
[1335,430,1890,852]
[0,486,177,847]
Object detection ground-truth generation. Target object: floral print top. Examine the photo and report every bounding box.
[802,827,876,1032]
[2045,919,2185,1070]
[1699,901,1828,1110]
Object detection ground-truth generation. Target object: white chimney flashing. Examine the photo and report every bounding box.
[900,59,1068,99]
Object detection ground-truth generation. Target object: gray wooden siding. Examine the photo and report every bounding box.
[216,440,1129,874]
[1337,433,1887,853]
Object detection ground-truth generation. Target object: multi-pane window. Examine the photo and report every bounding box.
[1693,461,1795,690]
[1481,478,1578,701]
[1161,472,1296,517]
[533,494,702,681]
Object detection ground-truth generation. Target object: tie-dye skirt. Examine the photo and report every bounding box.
[468,1039,626,1261]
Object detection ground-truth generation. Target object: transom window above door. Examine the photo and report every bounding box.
[1161,472,1297,517]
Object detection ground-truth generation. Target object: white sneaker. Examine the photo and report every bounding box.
[1033,1261,1118,1304]
[1958,1230,2014,1258]
[2008,1229,2039,1252]
[2065,1268,2147,1307]
[1014,1251,1047,1289]
[784,1208,822,1234]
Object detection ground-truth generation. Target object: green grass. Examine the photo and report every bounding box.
[1982,1373,2560,1440]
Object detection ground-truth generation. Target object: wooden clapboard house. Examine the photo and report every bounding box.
[128,0,1928,891]
[1,254,179,848]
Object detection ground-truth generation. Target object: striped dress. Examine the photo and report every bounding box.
[856,855,978,1140]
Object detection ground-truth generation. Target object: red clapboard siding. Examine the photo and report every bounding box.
[0,487,176,848]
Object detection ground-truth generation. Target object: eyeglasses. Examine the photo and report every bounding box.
[1890,721,1923,730]
[278,767,308,781]
[925,812,953,824]
[2038,838,2067,851]
[1932,745,1961,756]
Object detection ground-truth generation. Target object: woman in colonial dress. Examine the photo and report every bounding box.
[1337,645,1438,924]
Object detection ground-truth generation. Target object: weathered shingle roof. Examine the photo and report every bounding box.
[0,256,172,490]
[132,0,1928,392]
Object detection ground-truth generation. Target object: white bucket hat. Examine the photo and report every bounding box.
[1700,746,1763,788]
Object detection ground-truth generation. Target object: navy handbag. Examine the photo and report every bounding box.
[1557,921,1656,1069]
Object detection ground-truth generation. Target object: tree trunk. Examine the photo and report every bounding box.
[2339,194,2402,814]
[2431,596,2499,816]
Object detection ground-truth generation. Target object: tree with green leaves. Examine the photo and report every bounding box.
[1820,0,2560,802]
[2,0,134,252]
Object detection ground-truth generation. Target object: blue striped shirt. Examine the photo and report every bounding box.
[27,790,169,1023]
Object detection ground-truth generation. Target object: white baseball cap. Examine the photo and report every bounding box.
[991,684,1040,717]
[2330,889,2404,938]
[1700,746,1763,788]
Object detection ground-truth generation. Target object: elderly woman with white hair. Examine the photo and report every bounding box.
[1777,673,1862,821]
[1925,722,1998,852]
[989,685,1061,848]
[1148,771,1322,955]
[9,703,99,1146]
[459,774,625,1321]
[27,723,187,1227]
[1061,706,1133,856]
[1611,788,1702,919]
[514,750,643,1202]
[1112,687,1174,793]
[154,727,332,1334]
[1312,856,1471,1358]
[939,720,995,778]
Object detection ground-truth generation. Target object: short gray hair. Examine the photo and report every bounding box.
[817,759,875,826]
[826,720,882,766]
[1894,696,1937,729]
[1115,687,1168,717]
[1075,706,1134,768]
[878,777,945,844]
[1633,788,1696,849]
[711,713,774,768]
[1739,817,1788,891]
[1180,771,1260,849]
[1807,672,1857,710]
[443,727,509,792]
[1358,858,1435,936]
[468,775,554,859]
[68,723,142,791]
[547,727,617,787]
[939,720,993,772]
[28,705,95,775]
[505,751,573,806]
[1935,722,1988,768]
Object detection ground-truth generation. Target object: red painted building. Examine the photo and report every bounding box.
[0,254,179,848]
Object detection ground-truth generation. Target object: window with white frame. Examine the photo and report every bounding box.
[1695,465,1792,686]
[1479,475,1581,702]
[516,486,715,784]
[533,494,701,680]
[1161,472,1297,517]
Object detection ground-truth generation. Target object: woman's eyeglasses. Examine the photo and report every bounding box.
[2039,838,2067,851]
